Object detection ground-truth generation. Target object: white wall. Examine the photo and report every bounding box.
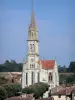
[52,95,71,100]
[22,59,59,89]
[52,95,65,100]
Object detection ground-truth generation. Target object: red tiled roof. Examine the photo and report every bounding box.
[38,60,55,69]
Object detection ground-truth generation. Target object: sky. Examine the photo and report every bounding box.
[0,0,75,67]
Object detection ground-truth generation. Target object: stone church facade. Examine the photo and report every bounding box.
[22,4,59,89]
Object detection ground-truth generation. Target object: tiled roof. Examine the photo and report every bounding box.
[8,96,33,100]
[53,89,66,95]
[39,60,55,69]
[37,97,53,100]
[8,97,53,100]
[52,86,75,95]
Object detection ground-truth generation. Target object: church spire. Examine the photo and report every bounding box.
[29,0,37,31]
[28,0,38,41]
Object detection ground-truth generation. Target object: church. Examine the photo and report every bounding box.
[22,2,59,89]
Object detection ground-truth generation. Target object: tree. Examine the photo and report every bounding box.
[63,65,67,73]
[22,82,49,99]
[4,83,21,97]
[22,87,33,94]
[59,74,67,84]
[0,86,8,100]
[69,62,75,72]
[66,74,75,84]
[11,60,17,64]
[58,65,64,73]
[0,60,22,72]
[4,60,10,65]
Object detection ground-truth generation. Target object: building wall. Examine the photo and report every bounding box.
[54,61,59,86]
[39,61,59,89]
[22,60,59,88]
[52,95,65,100]
[28,40,39,69]
[52,95,71,100]
[22,60,41,88]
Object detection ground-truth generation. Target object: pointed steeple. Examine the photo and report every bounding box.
[28,0,38,41]
[30,9,37,30]
[29,0,37,32]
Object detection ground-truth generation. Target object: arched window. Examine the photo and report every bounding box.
[26,73,28,85]
[32,32,33,37]
[30,44,33,52]
[31,72,34,84]
[48,72,52,81]
[49,73,50,81]
[32,64,33,68]
[33,64,35,68]
[33,44,35,51]
[30,33,31,38]
[30,64,31,68]
[30,44,32,49]
[37,72,40,82]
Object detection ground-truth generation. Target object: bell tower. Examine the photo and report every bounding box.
[22,0,40,88]
[27,0,39,70]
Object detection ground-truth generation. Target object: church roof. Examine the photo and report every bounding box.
[39,60,55,69]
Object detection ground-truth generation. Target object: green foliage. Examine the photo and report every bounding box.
[22,86,33,94]
[58,62,75,73]
[69,62,75,72]
[66,74,75,84]
[58,65,67,73]
[4,83,21,97]
[63,65,67,73]
[0,86,8,100]
[0,60,22,72]
[59,74,67,84]
[0,60,75,73]
[22,82,49,99]
[32,82,49,99]
[59,74,75,85]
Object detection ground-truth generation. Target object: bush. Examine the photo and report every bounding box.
[31,82,49,99]
[39,82,49,91]
[22,86,33,94]
[0,86,8,100]
[4,83,21,97]
[22,82,49,99]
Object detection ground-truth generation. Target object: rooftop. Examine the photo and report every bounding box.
[39,60,55,69]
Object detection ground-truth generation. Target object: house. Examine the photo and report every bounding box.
[51,86,75,100]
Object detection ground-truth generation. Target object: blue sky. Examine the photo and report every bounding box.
[0,0,75,67]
